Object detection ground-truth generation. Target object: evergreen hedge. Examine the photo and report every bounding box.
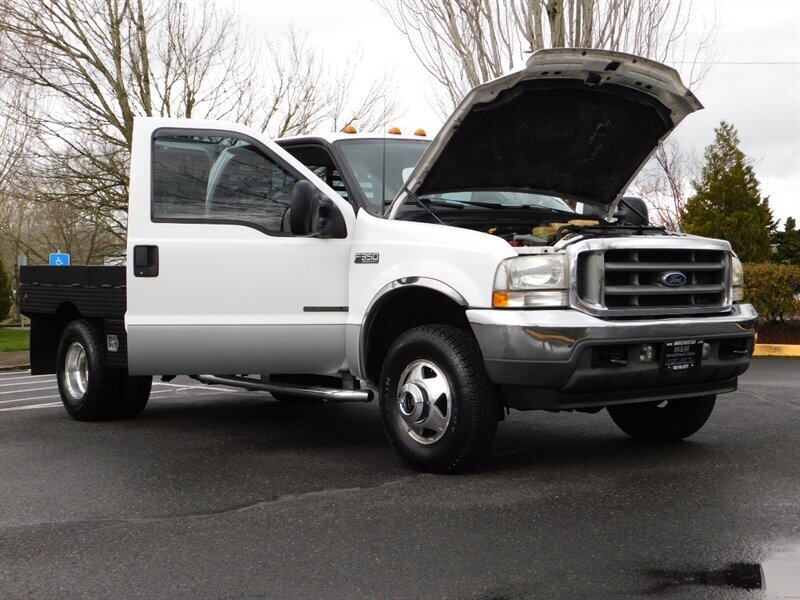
[743,263,800,323]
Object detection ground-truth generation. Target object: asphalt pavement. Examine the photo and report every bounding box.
[0,358,798,599]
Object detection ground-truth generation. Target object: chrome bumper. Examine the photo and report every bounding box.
[466,304,757,410]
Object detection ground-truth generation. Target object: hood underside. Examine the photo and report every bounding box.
[389,49,702,218]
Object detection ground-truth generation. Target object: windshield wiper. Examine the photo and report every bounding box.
[416,198,465,209]
[513,204,576,214]
[421,198,576,213]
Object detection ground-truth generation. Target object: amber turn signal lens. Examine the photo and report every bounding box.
[492,292,509,308]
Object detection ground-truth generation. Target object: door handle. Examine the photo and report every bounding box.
[133,245,159,277]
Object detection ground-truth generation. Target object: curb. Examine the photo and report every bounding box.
[753,344,800,357]
[0,364,30,372]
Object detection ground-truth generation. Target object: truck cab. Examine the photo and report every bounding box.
[20,48,757,473]
[276,130,431,216]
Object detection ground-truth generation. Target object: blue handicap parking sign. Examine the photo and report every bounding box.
[49,253,71,266]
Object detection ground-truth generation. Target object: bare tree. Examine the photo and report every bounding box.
[0,1,403,262]
[0,0,261,252]
[0,75,119,279]
[0,77,37,281]
[378,0,717,113]
[238,28,402,137]
[634,140,697,231]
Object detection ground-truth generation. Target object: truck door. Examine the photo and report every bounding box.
[125,118,356,375]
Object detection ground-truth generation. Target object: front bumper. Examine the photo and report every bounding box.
[467,304,757,410]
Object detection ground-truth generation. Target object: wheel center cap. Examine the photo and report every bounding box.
[397,383,427,423]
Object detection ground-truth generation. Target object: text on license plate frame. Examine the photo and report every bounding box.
[661,339,703,371]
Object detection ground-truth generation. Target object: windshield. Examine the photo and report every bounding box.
[420,190,574,212]
[335,139,429,213]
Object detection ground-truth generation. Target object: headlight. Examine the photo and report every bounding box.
[731,255,744,302]
[493,255,569,308]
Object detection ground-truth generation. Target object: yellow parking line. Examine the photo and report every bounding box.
[754,344,800,357]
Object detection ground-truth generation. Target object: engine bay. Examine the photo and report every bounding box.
[438,214,661,247]
[481,218,601,246]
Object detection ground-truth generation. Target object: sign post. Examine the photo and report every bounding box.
[17,255,27,329]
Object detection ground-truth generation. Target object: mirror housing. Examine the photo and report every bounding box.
[290,180,320,235]
[290,180,346,238]
[581,196,650,225]
[614,196,649,225]
[318,199,347,238]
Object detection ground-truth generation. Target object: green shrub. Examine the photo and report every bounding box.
[743,262,800,323]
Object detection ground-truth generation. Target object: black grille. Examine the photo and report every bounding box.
[578,248,728,313]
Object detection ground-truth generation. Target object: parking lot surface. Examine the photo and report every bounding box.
[0,358,798,599]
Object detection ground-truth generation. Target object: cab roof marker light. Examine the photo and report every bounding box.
[343,124,357,134]
[388,127,402,134]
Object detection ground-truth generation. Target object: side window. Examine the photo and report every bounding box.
[281,144,350,202]
[152,133,299,233]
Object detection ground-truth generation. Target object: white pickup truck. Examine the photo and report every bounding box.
[20,49,757,473]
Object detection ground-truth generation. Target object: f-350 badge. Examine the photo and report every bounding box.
[355,252,380,264]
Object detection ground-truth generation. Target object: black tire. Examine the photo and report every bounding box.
[109,370,152,419]
[607,395,716,442]
[379,324,500,474]
[56,319,151,421]
[56,319,115,421]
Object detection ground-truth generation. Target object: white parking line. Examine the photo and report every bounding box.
[0,380,248,414]
[1,394,60,404]
[0,386,57,395]
[0,374,54,382]
[155,381,240,393]
[0,387,232,406]
[0,402,62,412]
[0,380,57,388]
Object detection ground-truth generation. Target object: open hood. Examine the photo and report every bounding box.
[387,48,702,219]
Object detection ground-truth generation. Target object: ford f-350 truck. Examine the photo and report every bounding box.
[19,49,756,473]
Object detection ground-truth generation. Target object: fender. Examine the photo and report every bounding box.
[347,277,468,380]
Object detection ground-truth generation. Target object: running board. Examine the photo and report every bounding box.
[195,375,373,402]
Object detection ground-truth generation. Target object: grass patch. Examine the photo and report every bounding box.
[0,328,30,352]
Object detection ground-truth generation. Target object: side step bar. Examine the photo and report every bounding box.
[195,374,373,403]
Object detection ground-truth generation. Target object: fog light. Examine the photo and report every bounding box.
[702,342,712,359]
[640,344,656,363]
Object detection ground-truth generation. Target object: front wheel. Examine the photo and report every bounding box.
[607,395,716,442]
[379,325,500,474]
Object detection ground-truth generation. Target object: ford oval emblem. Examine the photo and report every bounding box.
[660,271,688,287]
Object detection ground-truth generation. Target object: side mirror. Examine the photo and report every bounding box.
[290,180,320,235]
[290,180,347,238]
[614,196,649,226]
[318,199,347,238]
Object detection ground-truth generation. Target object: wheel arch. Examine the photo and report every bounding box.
[29,302,83,375]
[360,278,474,384]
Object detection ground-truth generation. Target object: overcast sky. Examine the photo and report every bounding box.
[222,0,799,225]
